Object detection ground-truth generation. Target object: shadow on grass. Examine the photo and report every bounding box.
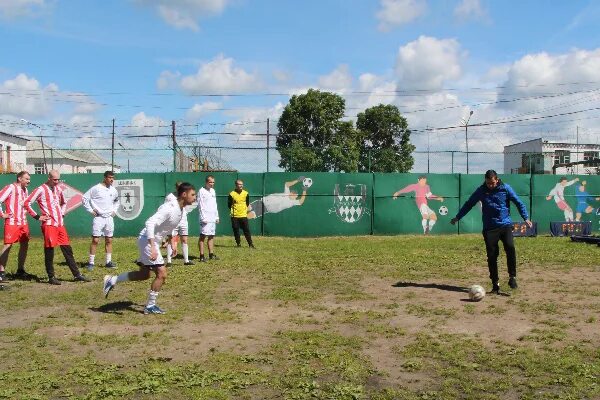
[90,301,139,315]
[393,281,469,293]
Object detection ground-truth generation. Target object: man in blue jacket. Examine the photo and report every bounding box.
[451,170,532,293]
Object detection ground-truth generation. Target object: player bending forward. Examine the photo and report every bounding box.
[103,182,196,315]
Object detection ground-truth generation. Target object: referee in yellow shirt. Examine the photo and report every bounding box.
[228,179,255,248]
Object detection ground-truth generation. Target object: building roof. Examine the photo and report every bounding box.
[68,150,112,165]
[504,137,600,150]
[0,131,28,145]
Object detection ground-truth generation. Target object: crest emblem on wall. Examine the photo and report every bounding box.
[330,183,370,223]
[115,179,144,220]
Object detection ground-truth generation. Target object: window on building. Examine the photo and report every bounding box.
[34,163,45,174]
[554,150,570,165]
[583,151,600,166]
[86,169,92,173]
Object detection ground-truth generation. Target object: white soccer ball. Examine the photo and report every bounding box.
[468,285,486,302]
[303,177,313,188]
[438,205,448,216]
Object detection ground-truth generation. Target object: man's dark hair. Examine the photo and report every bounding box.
[484,170,498,180]
[418,175,427,180]
[177,182,195,197]
[559,176,567,182]
[16,171,29,179]
[104,170,115,178]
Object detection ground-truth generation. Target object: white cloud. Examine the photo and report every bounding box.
[453,0,489,22]
[162,54,262,94]
[135,0,230,31]
[376,0,427,31]
[0,0,45,20]
[395,36,464,90]
[0,73,56,118]
[318,64,353,92]
[186,101,222,120]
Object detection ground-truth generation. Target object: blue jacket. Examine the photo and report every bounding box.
[455,182,529,231]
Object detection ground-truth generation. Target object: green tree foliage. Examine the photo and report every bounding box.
[276,89,358,172]
[356,104,415,172]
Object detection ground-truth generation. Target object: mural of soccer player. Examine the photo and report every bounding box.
[574,180,600,221]
[546,177,578,221]
[392,175,444,234]
[247,177,309,219]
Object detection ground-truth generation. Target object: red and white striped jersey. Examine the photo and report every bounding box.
[0,183,29,226]
[24,184,67,227]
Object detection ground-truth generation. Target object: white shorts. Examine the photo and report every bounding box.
[137,235,165,266]
[92,216,114,237]
[171,217,188,236]
[419,203,434,216]
[200,222,216,236]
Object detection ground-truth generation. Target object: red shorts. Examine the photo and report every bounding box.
[4,224,30,244]
[41,225,70,248]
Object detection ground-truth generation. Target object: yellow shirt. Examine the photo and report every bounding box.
[229,189,249,218]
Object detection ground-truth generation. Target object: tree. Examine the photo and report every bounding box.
[356,104,415,172]
[276,89,358,172]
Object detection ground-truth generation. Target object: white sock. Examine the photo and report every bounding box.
[182,243,189,262]
[106,253,112,263]
[166,244,172,263]
[146,290,159,308]
[428,220,436,231]
[113,272,130,285]
[89,254,95,264]
[421,219,428,233]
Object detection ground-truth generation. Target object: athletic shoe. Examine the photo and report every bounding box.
[103,275,114,298]
[105,261,117,269]
[143,305,166,315]
[489,282,500,294]
[209,254,219,260]
[85,262,95,271]
[236,243,241,248]
[14,270,35,280]
[184,261,195,266]
[0,271,5,281]
[508,276,518,289]
[249,244,256,249]
[199,255,207,262]
[49,277,61,285]
[74,274,91,282]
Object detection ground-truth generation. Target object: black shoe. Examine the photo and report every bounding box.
[74,274,91,282]
[236,243,241,248]
[199,255,207,262]
[15,270,35,281]
[508,276,518,289]
[184,261,195,266]
[489,282,500,294]
[249,244,255,249]
[105,261,117,269]
[209,254,219,260]
[49,276,61,285]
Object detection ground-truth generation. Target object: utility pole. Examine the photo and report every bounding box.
[172,120,176,172]
[266,118,270,172]
[427,127,430,173]
[463,110,474,174]
[111,118,115,172]
[576,126,579,174]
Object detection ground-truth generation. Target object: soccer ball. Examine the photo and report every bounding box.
[303,178,313,188]
[468,285,486,301]
[438,205,448,216]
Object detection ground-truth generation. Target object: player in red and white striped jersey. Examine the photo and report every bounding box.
[24,170,90,285]
[0,171,34,281]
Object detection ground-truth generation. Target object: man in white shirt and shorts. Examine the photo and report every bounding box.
[103,182,196,315]
[198,175,219,262]
[82,171,119,270]
[164,181,195,266]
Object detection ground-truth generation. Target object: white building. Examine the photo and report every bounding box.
[0,132,28,173]
[26,140,120,174]
[504,138,600,175]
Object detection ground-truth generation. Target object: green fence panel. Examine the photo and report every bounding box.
[373,173,459,235]
[458,174,531,234]
[262,172,373,237]
[531,175,600,234]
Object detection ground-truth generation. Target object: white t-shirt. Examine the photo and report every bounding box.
[262,185,300,214]
[198,187,219,223]
[82,183,119,217]
[139,201,184,241]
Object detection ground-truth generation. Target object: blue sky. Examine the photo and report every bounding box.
[1,0,600,172]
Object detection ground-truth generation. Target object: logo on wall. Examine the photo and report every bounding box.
[115,179,144,220]
[57,182,83,214]
[329,183,371,223]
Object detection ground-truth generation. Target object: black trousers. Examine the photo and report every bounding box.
[482,225,517,283]
[231,217,253,246]
[45,245,81,278]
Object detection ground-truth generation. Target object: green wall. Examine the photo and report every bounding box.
[0,172,598,237]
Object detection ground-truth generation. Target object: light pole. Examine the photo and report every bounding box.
[117,142,130,173]
[21,118,48,174]
[461,110,474,174]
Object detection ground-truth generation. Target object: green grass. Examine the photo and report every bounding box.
[0,235,599,399]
